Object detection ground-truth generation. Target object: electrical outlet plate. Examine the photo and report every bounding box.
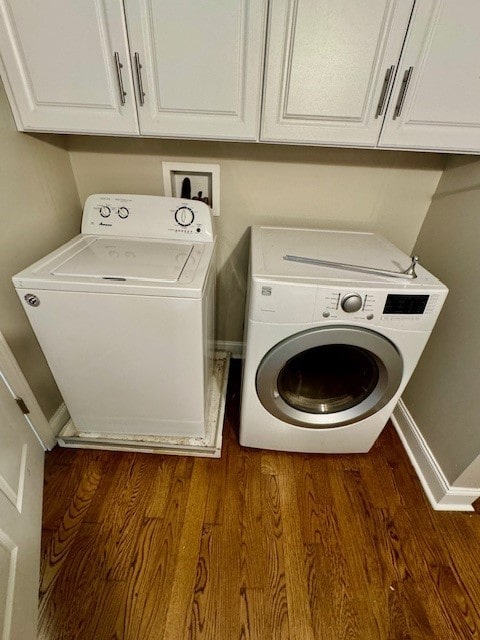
[162,162,220,216]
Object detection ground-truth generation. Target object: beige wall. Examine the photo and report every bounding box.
[67,136,445,342]
[402,155,480,486]
[0,79,81,419]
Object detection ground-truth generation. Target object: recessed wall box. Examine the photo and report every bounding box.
[162,162,220,216]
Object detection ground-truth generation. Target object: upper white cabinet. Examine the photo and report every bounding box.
[1,0,480,152]
[0,0,139,134]
[261,0,415,146]
[379,0,480,152]
[124,0,267,140]
[261,0,480,154]
[0,0,267,139]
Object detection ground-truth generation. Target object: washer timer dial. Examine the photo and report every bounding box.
[175,206,195,227]
[100,205,111,218]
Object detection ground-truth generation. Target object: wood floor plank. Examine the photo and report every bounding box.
[97,454,160,581]
[54,522,127,640]
[189,523,224,640]
[277,457,315,640]
[239,587,265,640]
[431,564,480,638]
[213,432,243,639]
[82,453,137,525]
[42,450,106,529]
[115,469,194,640]
[162,459,210,640]
[38,522,111,640]
[396,511,462,636]
[143,456,179,519]
[202,451,228,526]
[238,447,267,589]
[261,472,290,640]
[306,507,364,639]
[292,455,325,545]
[39,459,104,602]
[441,511,480,606]
[114,517,174,640]
[322,458,391,638]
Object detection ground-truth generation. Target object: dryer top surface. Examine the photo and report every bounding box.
[251,226,445,291]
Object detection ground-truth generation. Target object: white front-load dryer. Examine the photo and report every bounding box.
[239,227,448,453]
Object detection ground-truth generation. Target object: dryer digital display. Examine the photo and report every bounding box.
[383,294,429,315]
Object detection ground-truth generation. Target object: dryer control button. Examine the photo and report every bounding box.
[341,293,363,313]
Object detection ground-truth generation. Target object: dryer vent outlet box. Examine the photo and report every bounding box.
[162,162,220,216]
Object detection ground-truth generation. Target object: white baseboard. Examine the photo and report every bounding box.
[215,340,244,359]
[392,399,480,512]
[49,403,70,438]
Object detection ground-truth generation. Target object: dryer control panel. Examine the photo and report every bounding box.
[250,279,447,332]
[314,287,445,331]
[81,194,214,242]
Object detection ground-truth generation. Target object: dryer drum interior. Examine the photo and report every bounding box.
[256,326,403,429]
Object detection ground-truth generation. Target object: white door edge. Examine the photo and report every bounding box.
[0,328,45,640]
[0,334,55,450]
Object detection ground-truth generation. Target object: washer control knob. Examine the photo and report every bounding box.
[341,293,363,313]
[117,207,129,219]
[175,206,195,227]
[100,206,111,218]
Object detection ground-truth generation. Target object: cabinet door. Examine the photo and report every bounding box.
[0,0,138,134]
[379,0,480,152]
[124,0,267,140]
[261,0,414,146]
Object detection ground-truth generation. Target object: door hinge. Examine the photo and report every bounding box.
[15,397,30,415]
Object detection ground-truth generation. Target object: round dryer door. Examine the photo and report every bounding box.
[256,326,403,429]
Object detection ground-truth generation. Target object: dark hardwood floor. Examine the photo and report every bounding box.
[39,360,480,639]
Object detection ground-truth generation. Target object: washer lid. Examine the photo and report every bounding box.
[52,238,193,283]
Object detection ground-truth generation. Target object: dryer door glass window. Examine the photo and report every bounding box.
[277,345,379,414]
[256,326,403,429]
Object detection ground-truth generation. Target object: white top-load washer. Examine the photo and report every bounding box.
[13,194,218,453]
[240,227,448,453]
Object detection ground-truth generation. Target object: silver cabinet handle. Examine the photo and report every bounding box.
[114,51,127,105]
[375,65,395,118]
[393,66,414,120]
[134,52,145,106]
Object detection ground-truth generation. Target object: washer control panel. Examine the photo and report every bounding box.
[82,194,214,242]
[99,205,129,219]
